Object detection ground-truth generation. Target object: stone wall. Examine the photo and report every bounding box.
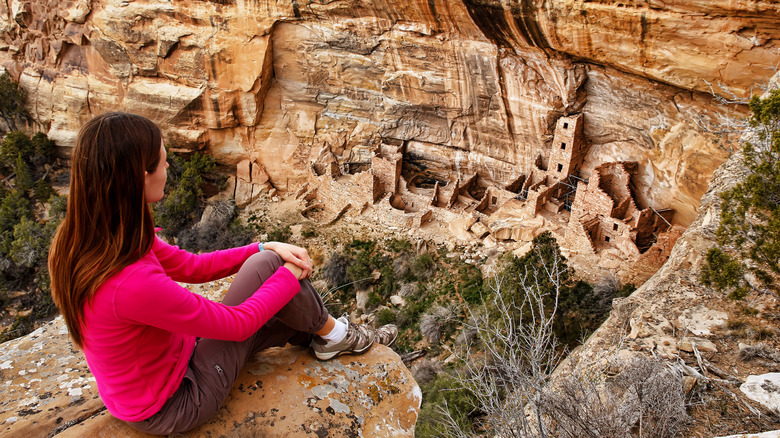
[548,114,587,182]
[371,154,401,201]
[563,161,676,262]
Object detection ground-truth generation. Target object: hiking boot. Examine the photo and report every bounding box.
[374,324,398,347]
[311,317,375,360]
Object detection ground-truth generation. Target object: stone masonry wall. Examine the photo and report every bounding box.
[548,114,587,182]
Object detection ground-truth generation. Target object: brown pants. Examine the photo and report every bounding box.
[127,251,330,435]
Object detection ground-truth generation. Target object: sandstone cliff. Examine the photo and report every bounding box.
[556,74,780,435]
[0,316,420,437]
[1,0,777,229]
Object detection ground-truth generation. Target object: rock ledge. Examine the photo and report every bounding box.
[0,317,420,437]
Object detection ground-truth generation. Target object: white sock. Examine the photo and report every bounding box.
[320,319,347,343]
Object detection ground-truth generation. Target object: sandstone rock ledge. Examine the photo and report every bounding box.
[0,317,420,437]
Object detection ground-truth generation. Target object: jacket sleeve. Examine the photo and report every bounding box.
[152,236,259,283]
[112,263,301,341]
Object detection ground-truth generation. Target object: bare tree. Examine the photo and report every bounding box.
[542,356,688,438]
[435,246,687,438]
[439,250,566,438]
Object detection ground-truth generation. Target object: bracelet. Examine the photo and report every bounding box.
[258,242,265,252]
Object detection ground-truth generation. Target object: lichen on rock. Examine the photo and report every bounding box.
[0,317,420,437]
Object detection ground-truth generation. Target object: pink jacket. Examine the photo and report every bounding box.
[81,236,301,421]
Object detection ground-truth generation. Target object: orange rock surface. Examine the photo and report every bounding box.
[1,1,776,227]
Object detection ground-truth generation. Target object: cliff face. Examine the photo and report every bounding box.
[1,0,777,226]
[556,74,780,435]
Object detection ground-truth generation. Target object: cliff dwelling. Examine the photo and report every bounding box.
[231,113,682,283]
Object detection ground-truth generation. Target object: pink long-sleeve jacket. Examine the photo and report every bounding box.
[81,236,301,421]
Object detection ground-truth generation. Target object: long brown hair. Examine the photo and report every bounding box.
[49,112,162,348]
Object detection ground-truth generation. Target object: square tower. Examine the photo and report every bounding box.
[548,114,586,182]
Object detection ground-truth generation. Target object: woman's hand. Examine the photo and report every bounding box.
[264,242,313,279]
[283,262,304,280]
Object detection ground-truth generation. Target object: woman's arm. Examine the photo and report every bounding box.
[153,236,259,283]
[113,263,302,341]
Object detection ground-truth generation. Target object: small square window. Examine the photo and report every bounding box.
[557,163,563,172]
[605,236,610,242]
[563,122,569,129]
[613,223,618,231]
[561,142,567,150]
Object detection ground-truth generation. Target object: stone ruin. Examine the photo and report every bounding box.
[563,161,675,258]
[233,113,681,281]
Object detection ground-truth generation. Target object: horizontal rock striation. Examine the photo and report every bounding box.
[1,1,777,229]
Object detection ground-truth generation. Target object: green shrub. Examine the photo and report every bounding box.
[339,239,378,291]
[712,88,780,292]
[0,130,32,166]
[615,282,637,298]
[30,132,56,165]
[375,308,396,326]
[367,292,381,308]
[0,72,27,132]
[153,150,217,237]
[396,286,433,330]
[410,253,436,282]
[416,373,478,438]
[267,224,292,242]
[10,216,48,268]
[387,238,412,252]
[32,179,54,202]
[0,189,31,253]
[0,119,59,342]
[457,262,484,304]
[728,287,751,301]
[700,247,744,291]
[347,238,376,252]
[13,154,33,192]
[375,263,396,299]
[1,130,56,177]
[346,252,373,291]
[496,231,607,347]
[48,194,67,220]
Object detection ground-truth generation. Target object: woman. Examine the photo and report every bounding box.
[48,112,397,434]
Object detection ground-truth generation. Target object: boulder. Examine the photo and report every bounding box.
[678,337,718,354]
[740,374,780,414]
[1,317,420,437]
[469,221,490,239]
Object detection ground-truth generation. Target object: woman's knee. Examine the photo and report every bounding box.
[245,250,284,272]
